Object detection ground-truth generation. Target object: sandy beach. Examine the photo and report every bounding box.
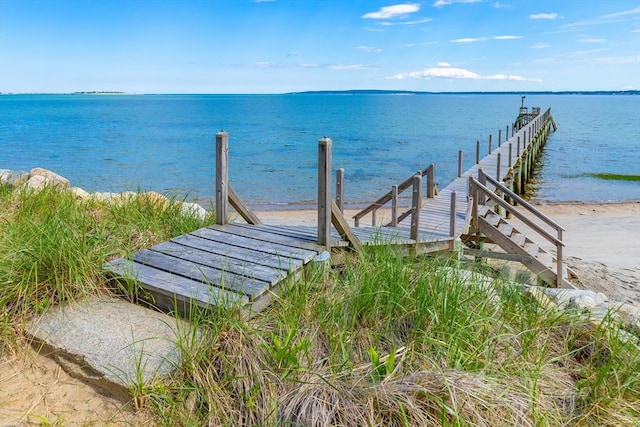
[253,201,640,306]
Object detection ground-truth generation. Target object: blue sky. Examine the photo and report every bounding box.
[1,0,638,93]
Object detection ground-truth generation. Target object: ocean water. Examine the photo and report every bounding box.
[1,94,638,208]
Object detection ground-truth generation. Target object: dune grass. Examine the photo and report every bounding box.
[0,184,215,346]
[0,184,638,426]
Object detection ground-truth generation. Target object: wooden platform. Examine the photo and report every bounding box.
[105,222,453,315]
[106,110,552,314]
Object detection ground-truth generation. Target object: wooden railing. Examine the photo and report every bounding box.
[468,169,565,287]
[353,164,436,228]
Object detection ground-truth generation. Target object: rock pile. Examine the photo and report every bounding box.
[0,167,209,221]
[525,285,640,346]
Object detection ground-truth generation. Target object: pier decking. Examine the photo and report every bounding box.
[106,107,564,315]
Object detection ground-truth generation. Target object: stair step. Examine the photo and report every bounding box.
[511,231,526,247]
[485,211,502,227]
[538,251,553,268]
[523,240,539,257]
[497,222,514,237]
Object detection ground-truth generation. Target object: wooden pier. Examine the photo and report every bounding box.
[106,106,571,316]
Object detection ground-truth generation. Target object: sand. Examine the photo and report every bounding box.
[1,201,638,424]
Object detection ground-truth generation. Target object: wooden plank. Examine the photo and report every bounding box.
[171,234,304,271]
[105,258,248,307]
[133,249,270,300]
[194,227,318,262]
[463,248,533,263]
[331,199,362,251]
[151,240,286,283]
[212,224,322,251]
[228,184,262,225]
[244,224,340,243]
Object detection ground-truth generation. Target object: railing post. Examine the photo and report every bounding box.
[478,168,487,205]
[496,153,501,182]
[498,129,502,147]
[336,168,344,213]
[410,173,422,241]
[318,137,332,251]
[426,163,435,198]
[469,176,478,229]
[524,130,527,147]
[488,134,492,154]
[508,143,513,167]
[391,185,398,227]
[506,125,509,141]
[517,136,521,158]
[372,210,376,227]
[475,140,480,164]
[215,131,229,225]
[449,191,457,237]
[458,150,463,178]
[557,229,564,287]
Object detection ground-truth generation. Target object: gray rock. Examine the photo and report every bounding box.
[25,296,193,400]
[27,167,70,189]
[180,201,207,221]
[0,169,30,186]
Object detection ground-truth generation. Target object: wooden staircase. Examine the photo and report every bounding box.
[465,172,577,288]
[468,205,575,288]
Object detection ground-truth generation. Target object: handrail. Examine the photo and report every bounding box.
[480,170,565,232]
[469,175,565,287]
[354,163,434,227]
[471,178,563,247]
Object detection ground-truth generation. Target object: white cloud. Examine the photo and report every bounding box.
[300,64,318,68]
[561,7,640,29]
[632,29,640,33]
[388,64,542,82]
[328,64,373,70]
[380,18,433,26]
[579,36,606,43]
[437,62,451,66]
[492,2,512,9]
[531,43,550,49]
[450,37,487,43]
[530,13,558,20]
[492,35,522,40]
[357,46,383,53]
[363,3,420,19]
[433,0,481,8]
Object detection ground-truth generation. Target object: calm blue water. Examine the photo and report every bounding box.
[1,94,639,208]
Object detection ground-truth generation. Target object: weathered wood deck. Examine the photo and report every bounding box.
[105,222,452,315]
[106,108,555,314]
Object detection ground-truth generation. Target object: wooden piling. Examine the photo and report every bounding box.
[410,173,422,241]
[215,131,229,225]
[336,168,344,213]
[317,137,332,251]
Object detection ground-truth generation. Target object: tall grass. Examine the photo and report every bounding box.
[144,245,640,426]
[0,184,214,350]
[1,184,638,425]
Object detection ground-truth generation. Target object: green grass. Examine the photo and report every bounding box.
[1,184,638,426]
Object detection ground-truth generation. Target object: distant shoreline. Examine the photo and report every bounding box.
[1,90,638,96]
